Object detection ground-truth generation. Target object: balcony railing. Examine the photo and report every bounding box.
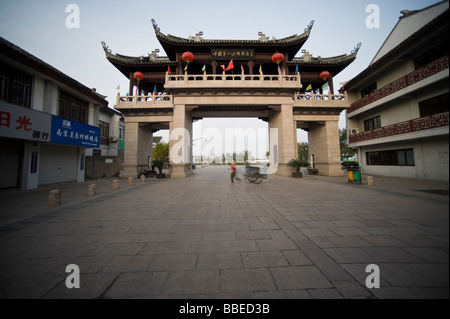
[349,112,449,144]
[164,72,302,89]
[348,55,449,114]
[294,92,348,108]
[115,93,173,109]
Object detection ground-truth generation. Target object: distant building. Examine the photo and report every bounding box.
[0,37,108,189]
[345,1,449,181]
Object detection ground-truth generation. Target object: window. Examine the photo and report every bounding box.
[366,149,415,166]
[119,126,125,139]
[361,82,377,98]
[99,121,109,138]
[419,93,449,118]
[415,43,448,69]
[58,91,89,123]
[0,62,32,108]
[364,115,381,131]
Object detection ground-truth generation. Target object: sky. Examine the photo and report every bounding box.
[0,0,443,158]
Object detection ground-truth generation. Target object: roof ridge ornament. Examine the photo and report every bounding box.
[305,20,315,32]
[300,49,313,62]
[258,32,269,42]
[101,41,112,54]
[189,31,204,42]
[151,19,160,32]
[148,49,160,61]
[351,42,362,55]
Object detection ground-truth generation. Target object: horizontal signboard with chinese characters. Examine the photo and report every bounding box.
[0,101,52,142]
[211,49,255,60]
[0,102,100,148]
[51,116,100,148]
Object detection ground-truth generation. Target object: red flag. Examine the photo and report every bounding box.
[225,60,234,72]
[168,66,172,75]
[221,64,226,71]
[277,65,281,74]
[241,64,244,74]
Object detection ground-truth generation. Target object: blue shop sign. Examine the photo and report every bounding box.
[51,116,100,147]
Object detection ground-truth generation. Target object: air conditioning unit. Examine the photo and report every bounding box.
[349,128,360,135]
[109,136,118,143]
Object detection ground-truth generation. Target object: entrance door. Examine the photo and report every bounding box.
[0,139,22,189]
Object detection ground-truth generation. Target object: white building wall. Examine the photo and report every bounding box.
[31,77,45,112]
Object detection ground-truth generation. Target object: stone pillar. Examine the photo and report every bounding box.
[48,189,61,206]
[308,120,344,177]
[112,179,120,190]
[128,176,134,186]
[88,183,96,196]
[141,175,146,183]
[168,104,193,178]
[122,121,153,179]
[268,105,297,177]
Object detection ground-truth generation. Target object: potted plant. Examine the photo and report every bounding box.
[288,158,307,178]
[152,142,169,179]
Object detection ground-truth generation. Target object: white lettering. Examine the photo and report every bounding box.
[65,4,80,29]
[365,264,380,288]
[366,4,380,29]
[65,264,80,289]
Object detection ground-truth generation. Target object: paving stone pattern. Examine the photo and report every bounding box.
[0,166,448,299]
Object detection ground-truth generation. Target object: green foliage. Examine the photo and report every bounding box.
[153,142,169,160]
[339,128,357,159]
[288,158,309,173]
[152,142,169,174]
[297,142,309,160]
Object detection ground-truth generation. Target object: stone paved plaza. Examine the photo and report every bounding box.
[0,165,448,299]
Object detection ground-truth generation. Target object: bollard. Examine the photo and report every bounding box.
[88,183,96,196]
[48,189,61,206]
[367,176,374,186]
[141,175,146,183]
[128,176,134,186]
[112,179,120,190]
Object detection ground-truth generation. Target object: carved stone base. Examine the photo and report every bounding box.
[168,164,193,178]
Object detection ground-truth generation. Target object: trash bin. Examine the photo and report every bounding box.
[347,170,354,181]
[347,166,362,185]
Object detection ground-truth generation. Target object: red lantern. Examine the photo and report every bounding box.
[182,51,195,64]
[271,53,284,65]
[319,71,330,81]
[133,71,144,81]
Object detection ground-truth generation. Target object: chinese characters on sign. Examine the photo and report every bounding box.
[0,102,51,142]
[0,101,100,148]
[51,116,100,148]
[211,49,255,60]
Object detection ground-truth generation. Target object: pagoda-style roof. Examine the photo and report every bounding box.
[102,19,361,93]
[288,43,361,77]
[102,42,175,78]
[151,19,314,61]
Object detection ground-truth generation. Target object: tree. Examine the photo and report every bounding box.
[339,129,357,159]
[152,142,169,174]
[297,142,309,161]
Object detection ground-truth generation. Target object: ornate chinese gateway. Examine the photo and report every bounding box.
[103,19,360,178]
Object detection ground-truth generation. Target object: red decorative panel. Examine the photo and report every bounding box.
[349,112,449,144]
[348,56,449,114]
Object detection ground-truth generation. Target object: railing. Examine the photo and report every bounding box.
[348,55,449,114]
[115,93,173,108]
[294,91,348,107]
[165,72,302,88]
[349,112,449,144]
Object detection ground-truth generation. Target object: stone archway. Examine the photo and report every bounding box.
[117,74,347,179]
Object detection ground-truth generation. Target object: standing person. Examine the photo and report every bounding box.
[229,162,241,184]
